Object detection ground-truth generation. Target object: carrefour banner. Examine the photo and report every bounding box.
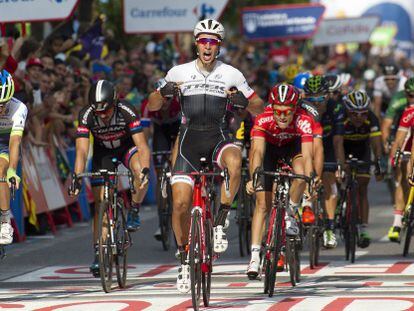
[0,0,79,23]
[123,0,229,34]
[317,0,414,53]
[241,4,325,41]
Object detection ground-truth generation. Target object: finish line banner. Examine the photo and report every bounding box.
[241,3,325,41]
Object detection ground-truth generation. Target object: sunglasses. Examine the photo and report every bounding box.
[349,110,368,117]
[196,38,221,46]
[306,95,327,103]
[384,77,397,82]
[273,107,295,117]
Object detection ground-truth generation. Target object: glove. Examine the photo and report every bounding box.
[139,167,150,188]
[229,91,248,110]
[160,82,180,98]
[68,173,81,196]
[6,168,20,189]
[374,159,384,181]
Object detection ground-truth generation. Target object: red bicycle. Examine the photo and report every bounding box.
[172,157,229,311]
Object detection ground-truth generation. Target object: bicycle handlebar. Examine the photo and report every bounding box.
[0,177,16,200]
[253,168,313,192]
[76,170,135,193]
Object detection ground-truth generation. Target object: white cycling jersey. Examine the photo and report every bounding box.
[164,60,254,130]
[373,75,407,99]
[0,97,28,143]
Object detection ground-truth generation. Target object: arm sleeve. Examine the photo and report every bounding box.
[76,108,91,138]
[398,108,414,131]
[373,77,383,98]
[11,103,27,136]
[120,103,143,135]
[333,104,345,135]
[369,111,381,137]
[296,114,314,143]
[232,68,255,99]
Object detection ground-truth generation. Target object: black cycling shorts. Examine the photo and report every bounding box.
[152,121,180,166]
[91,143,137,186]
[257,139,301,192]
[323,139,336,172]
[172,127,238,186]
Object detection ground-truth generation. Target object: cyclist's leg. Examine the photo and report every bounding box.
[357,174,371,247]
[322,172,338,248]
[0,150,12,245]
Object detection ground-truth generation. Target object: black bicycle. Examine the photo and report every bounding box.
[75,159,134,292]
[237,157,253,257]
[153,150,174,251]
[253,165,312,297]
[337,155,373,263]
[0,177,16,259]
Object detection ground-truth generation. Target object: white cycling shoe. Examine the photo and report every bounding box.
[176,264,190,293]
[0,222,13,245]
[246,259,260,280]
[214,225,228,253]
[285,215,300,236]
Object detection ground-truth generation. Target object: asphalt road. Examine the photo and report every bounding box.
[1,179,414,310]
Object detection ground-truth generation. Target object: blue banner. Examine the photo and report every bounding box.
[242,4,325,41]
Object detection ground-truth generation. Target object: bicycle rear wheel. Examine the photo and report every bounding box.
[202,219,212,307]
[295,238,301,283]
[189,209,202,310]
[286,237,296,286]
[268,205,284,297]
[308,226,317,269]
[403,205,414,257]
[349,181,359,263]
[98,201,114,293]
[115,199,130,288]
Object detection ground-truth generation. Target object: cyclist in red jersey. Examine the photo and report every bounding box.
[246,83,320,279]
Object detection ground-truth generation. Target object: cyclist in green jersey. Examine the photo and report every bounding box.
[387,78,414,242]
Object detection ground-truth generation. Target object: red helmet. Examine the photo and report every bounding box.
[268,83,300,108]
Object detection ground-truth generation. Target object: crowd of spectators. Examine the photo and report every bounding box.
[0,18,413,153]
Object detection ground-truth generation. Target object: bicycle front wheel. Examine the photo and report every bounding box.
[202,219,212,307]
[115,199,130,288]
[349,181,359,263]
[286,237,296,286]
[189,209,202,310]
[268,205,284,297]
[159,183,173,251]
[98,201,114,293]
[403,205,414,257]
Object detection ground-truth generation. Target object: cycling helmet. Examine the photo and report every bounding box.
[293,72,312,90]
[363,69,376,81]
[343,89,370,111]
[269,83,300,108]
[194,19,225,40]
[303,75,329,95]
[339,73,354,87]
[284,64,300,83]
[382,62,399,76]
[324,74,342,93]
[0,70,14,104]
[405,77,414,93]
[89,80,116,112]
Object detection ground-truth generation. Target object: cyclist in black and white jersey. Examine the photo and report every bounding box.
[69,80,150,277]
[148,19,263,293]
[0,70,28,245]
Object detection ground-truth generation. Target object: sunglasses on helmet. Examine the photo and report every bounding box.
[196,38,221,46]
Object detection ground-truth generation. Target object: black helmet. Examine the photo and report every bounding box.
[382,62,399,76]
[89,80,116,112]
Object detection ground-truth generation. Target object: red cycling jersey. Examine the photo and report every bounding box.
[251,106,322,146]
[398,105,414,152]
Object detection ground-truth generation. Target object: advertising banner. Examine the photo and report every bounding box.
[317,0,414,53]
[241,3,325,41]
[0,0,79,23]
[123,0,229,34]
[313,16,380,46]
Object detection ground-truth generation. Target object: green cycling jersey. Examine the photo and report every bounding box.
[384,90,407,120]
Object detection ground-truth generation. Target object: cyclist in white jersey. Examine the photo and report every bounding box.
[148,19,263,293]
[0,70,28,244]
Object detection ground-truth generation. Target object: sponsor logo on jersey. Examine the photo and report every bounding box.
[403,110,414,124]
[296,118,312,134]
[77,126,89,134]
[95,131,126,141]
[119,103,136,118]
[182,83,226,94]
[82,107,93,124]
[257,115,273,126]
[129,120,141,129]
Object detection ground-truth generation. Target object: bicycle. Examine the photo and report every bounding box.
[0,177,16,259]
[337,155,373,263]
[237,157,253,257]
[253,164,312,297]
[172,157,229,310]
[402,184,414,257]
[153,150,174,251]
[74,159,134,293]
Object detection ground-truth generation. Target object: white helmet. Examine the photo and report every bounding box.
[194,19,225,40]
[363,69,376,81]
